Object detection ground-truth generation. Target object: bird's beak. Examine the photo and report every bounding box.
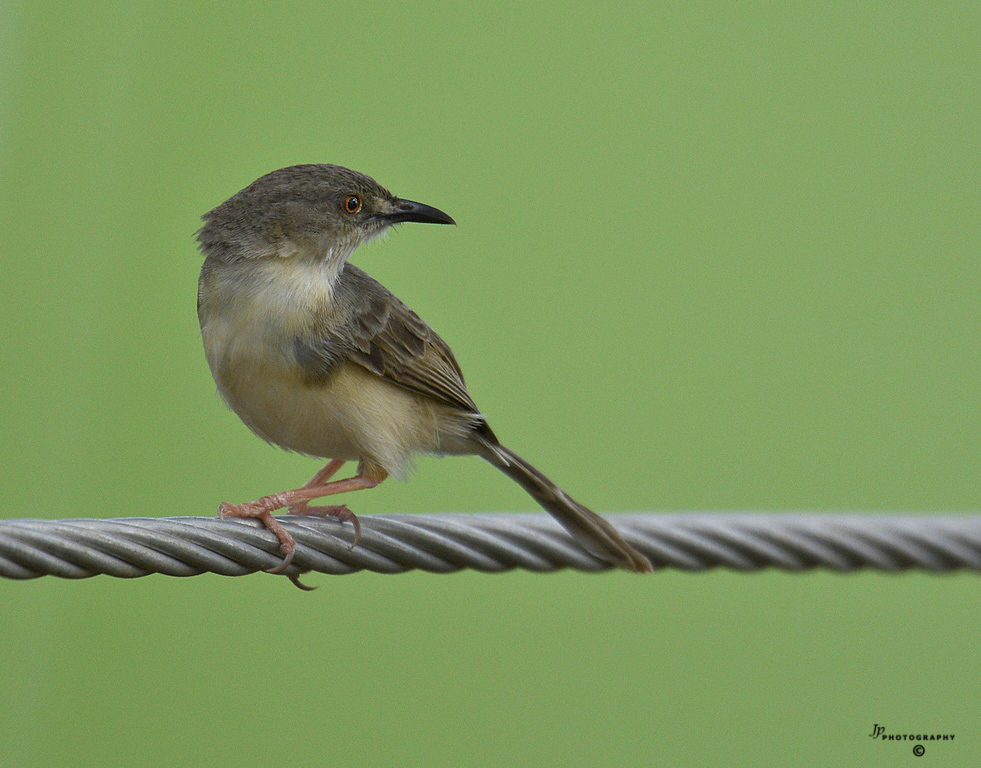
[384,199,456,226]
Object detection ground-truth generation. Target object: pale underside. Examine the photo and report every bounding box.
[199,254,482,479]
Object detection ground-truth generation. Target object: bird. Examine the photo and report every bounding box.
[196,164,653,580]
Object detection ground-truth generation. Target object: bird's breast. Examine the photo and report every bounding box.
[198,257,358,459]
[198,257,470,473]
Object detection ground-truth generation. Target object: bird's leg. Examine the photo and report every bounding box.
[218,464,388,574]
[281,467,388,548]
[301,459,348,490]
[288,459,347,514]
[287,459,360,549]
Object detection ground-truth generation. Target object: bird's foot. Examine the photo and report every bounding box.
[288,502,362,548]
[219,495,296,574]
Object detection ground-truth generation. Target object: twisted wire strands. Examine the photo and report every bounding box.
[1,513,979,581]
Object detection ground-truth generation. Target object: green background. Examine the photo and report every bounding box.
[1,2,977,766]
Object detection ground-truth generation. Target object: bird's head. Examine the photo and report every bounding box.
[197,164,455,267]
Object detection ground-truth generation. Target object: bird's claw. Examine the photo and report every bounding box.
[288,503,361,549]
[218,500,297,574]
[218,495,363,587]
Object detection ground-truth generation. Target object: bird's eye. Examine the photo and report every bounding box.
[344,195,362,214]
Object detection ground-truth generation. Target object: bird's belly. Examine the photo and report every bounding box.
[218,362,367,461]
[203,318,465,475]
[201,314,348,457]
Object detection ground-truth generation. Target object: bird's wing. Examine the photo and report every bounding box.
[314,264,480,415]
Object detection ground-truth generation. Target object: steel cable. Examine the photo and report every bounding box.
[1,513,979,580]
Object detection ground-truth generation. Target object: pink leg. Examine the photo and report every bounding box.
[300,459,347,490]
[218,464,388,575]
[288,459,355,532]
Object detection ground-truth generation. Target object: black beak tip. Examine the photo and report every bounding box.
[390,199,456,226]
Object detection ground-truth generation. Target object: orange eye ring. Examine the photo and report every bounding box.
[344,195,362,214]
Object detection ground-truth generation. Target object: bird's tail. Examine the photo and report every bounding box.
[475,434,653,573]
